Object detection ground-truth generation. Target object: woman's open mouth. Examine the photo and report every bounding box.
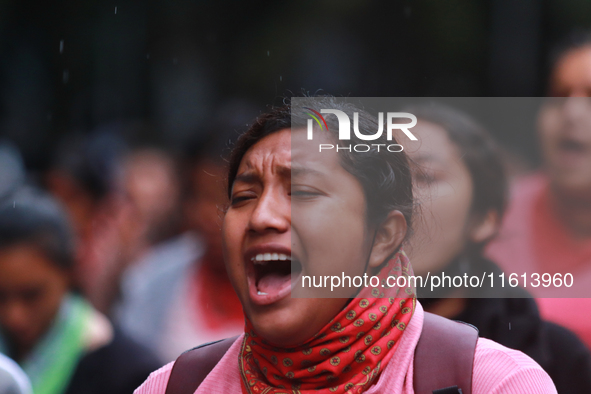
[246,250,303,305]
[556,138,590,168]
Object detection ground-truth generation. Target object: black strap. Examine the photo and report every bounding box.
[413,312,479,394]
[165,313,478,394]
[164,336,238,394]
[433,387,463,394]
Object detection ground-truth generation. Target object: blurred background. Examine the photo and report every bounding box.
[1,0,591,170]
[2,1,591,393]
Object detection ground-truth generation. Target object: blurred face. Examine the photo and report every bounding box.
[124,151,179,235]
[184,160,227,263]
[0,245,69,354]
[549,46,591,97]
[538,99,591,197]
[540,46,591,197]
[222,129,375,346]
[404,121,474,276]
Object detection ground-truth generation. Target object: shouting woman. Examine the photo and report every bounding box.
[136,97,556,393]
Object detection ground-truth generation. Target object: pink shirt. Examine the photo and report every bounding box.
[135,302,556,394]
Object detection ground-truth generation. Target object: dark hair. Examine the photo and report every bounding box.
[227,97,414,236]
[51,132,126,201]
[408,103,506,238]
[0,188,75,270]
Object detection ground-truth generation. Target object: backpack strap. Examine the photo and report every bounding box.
[165,335,239,394]
[413,312,479,394]
[165,313,478,394]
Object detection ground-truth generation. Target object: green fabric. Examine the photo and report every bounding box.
[0,294,92,394]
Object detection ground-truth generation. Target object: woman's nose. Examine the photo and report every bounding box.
[248,188,290,233]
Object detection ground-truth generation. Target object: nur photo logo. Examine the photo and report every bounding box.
[304,107,418,152]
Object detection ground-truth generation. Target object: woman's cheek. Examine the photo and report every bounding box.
[221,215,244,279]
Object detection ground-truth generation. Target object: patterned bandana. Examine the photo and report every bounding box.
[239,250,416,394]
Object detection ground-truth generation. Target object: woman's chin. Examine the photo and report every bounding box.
[250,315,313,347]
[246,297,349,348]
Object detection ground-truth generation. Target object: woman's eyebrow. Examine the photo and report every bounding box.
[233,172,260,185]
[276,165,292,179]
[291,166,325,178]
[413,153,444,165]
[234,165,292,184]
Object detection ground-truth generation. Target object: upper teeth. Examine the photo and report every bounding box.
[252,253,291,263]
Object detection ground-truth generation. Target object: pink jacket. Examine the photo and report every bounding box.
[135,302,556,394]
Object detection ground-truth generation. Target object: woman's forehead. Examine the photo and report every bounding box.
[404,120,459,164]
[235,128,345,182]
[237,129,292,175]
[290,128,343,171]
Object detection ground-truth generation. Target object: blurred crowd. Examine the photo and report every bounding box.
[1,16,591,394]
[0,116,252,393]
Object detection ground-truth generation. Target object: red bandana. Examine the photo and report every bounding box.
[239,250,416,394]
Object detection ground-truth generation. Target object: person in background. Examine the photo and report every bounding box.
[404,104,591,393]
[108,147,199,322]
[0,189,161,394]
[45,132,132,313]
[116,137,243,362]
[0,353,32,394]
[122,148,183,251]
[52,143,195,318]
[486,31,591,348]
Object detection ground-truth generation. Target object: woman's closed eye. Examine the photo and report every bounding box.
[230,191,257,206]
[414,171,436,185]
[413,167,446,187]
[290,186,324,200]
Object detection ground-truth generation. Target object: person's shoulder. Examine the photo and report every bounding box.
[82,327,162,372]
[541,321,591,385]
[68,327,163,394]
[543,320,591,358]
[472,337,557,394]
[134,362,174,394]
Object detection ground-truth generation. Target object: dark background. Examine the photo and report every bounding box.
[1,0,590,170]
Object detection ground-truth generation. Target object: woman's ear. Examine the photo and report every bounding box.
[367,210,407,269]
[469,209,499,244]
